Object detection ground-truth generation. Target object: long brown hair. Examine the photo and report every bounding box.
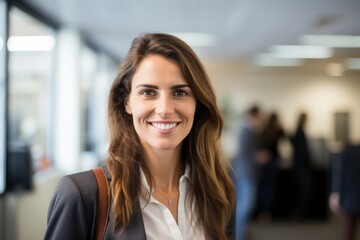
[107,33,235,239]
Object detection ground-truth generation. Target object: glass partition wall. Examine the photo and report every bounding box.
[7,6,55,185]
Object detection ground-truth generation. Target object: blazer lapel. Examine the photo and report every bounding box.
[118,203,146,240]
[105,202,146,240]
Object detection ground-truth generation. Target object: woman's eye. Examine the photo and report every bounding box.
[140,90,156,96]
[173,90,187,96]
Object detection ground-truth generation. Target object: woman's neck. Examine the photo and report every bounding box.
[143,146,184,193]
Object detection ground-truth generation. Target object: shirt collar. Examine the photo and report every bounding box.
[140,169,153,195]
[180,165,190,183]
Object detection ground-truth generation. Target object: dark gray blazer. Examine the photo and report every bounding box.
[44,168,236,240]
[44,167,146,240]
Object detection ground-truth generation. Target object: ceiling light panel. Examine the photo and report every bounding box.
[270,45,332,59]
[301,35,360,48]
[254,53,303,67]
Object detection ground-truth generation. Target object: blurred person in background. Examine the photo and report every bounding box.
[290,112,312,220]
[232,105,268,240]
[329,144,360,240]
[256,112,285,223]
[44,33,235,240]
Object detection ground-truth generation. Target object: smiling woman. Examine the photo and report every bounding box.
[125,55,196,151]
[45,33,235,240]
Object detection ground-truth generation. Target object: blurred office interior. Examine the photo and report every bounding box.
[0,0,360,239]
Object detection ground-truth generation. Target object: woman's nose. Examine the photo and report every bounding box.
[155,95,174,117]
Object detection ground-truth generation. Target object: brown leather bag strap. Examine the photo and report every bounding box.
[92,167,110,240]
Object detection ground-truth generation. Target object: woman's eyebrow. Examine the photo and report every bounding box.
[171,84,190,89]
[135,84,190,89]
[135,84,158,89]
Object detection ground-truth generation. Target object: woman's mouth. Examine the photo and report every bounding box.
[151,122,178,130]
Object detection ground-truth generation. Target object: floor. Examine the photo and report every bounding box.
[248,215,360,240]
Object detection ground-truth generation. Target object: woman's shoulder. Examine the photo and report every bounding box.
[45,169,101,239]
[51,169,99,213]
[55,166,110,203]
[57,170,97,195]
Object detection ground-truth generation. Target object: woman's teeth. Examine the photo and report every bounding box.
[152,123,177,130]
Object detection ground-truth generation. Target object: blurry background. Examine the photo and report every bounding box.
[0,0,359,239]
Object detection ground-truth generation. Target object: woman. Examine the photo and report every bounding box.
[44,33,235,240]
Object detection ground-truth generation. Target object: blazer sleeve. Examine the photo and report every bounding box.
[44,173,96,240]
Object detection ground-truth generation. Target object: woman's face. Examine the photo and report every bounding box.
[125,54,196,152]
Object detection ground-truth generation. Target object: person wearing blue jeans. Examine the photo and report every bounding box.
[234,168,256,240]
[232,106,267,240]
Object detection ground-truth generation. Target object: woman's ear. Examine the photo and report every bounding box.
[125,99,132,114]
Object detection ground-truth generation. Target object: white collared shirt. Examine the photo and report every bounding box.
[139,167,205,240]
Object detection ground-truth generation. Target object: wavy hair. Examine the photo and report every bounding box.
[106,33,235,239]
